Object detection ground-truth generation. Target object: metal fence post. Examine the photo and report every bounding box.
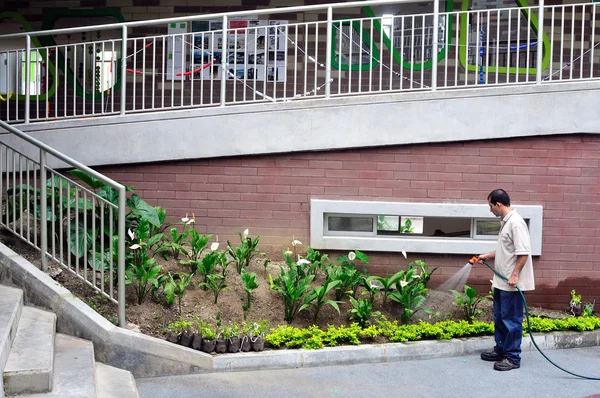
[25,36,31,124]
[325,6,333,99]
[536,0,544,84]
[431,0,439,91]
[39,149,48,271]
[220,15,228,107]
[121,26,128,115]
[118,186,126,327]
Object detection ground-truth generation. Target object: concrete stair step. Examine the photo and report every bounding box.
[4,307,56,395]
[17,334,97,398]
[0,285,24,398]
[95,363,139,398]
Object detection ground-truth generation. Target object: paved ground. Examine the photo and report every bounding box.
[137,346,600,398]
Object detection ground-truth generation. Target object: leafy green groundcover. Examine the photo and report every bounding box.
[265,316,600,350]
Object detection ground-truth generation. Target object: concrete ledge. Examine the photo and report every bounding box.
[2,242,600,378]
[0,285,23,374]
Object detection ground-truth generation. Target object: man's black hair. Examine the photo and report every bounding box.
[488,189,511,206]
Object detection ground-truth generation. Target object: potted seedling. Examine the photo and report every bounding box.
[250,320,268,352]
[201,325,217,353]
[166,317,194,346]
[222,323,240,353]
[240,321,252,352]
[192,318,209,350]
[570,289,583,316]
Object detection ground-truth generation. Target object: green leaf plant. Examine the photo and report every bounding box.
[227,229,263,274]
[450,284,492,323]
[160,272,194,314]
[347,296,381,328]
[303,280,342,323]
[124,218,164,304]
[373,271,403,304]
[269,254,315,324]
[179,228,212,274]
[198,273,230,304]
[241,269,259,321]
[389,267,428,325]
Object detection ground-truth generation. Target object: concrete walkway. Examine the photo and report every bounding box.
[137,346,600,398]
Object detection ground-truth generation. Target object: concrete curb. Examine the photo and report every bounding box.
[1,242,599,378]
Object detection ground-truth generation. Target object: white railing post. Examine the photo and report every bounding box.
[536,0,544,84]
[25,36,31,124]
[220,15,228,107]
[117,186,126,327]
[39,149,48,271]
[120,26,128,115]
[432,0,439,91]
[325,6,333,99]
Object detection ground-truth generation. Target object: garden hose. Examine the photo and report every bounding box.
[469,257,600,380]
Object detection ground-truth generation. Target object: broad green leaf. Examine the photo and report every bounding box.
[127,194,160,227]
[137,218,150,242]
[69,220,97,258]
[354,250,369,263]
[68,169,105,190]
[163,281,175,305]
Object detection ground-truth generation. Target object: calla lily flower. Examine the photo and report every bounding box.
[402,250,407,259]
[243,229,249,238]
[399,280,409,288]
[348,251,356,261]
[129,244,140,250]
[297,259,311,265]
[127,229,135,240]
[211,242,220,251]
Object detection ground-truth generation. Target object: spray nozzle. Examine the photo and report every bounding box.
[469,256,482,265]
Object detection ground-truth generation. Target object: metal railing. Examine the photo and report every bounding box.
[0,119,126,326]
[0,0,598,123]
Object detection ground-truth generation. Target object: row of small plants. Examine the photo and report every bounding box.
[166,314,269,354]
[263,315,600,350]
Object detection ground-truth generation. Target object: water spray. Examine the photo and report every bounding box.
[469,256,600,380]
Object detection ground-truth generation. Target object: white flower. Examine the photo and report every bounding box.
[348,251,356,261]
[291,239,302,247]
[284,249,293,256]
[399,280,409,288]
[243,229,249,238]
[127,229,135,240]
[181,213,190,223]
[297,259,311,265]
[186,218,195,225]
[402,250,407,259]
[211,242,220,251]
[412,274,420,279]
[129,244,140,250]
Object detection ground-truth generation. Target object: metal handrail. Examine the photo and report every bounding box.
[0,119,126,327]
[0,0,419,39]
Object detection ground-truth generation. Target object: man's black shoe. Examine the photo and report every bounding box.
[493,358,520,371]
[480,350,504,362]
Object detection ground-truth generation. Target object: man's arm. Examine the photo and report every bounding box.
[479,251,496,261]
[508,255,527,287]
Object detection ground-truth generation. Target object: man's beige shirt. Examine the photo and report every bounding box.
[493,209,535,292]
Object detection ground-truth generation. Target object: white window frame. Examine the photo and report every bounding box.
[311,199,543,256]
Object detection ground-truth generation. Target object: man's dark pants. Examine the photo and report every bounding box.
[493,289,524,365]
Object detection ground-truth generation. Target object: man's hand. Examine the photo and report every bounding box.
[478,251,495,261]
[508,274,519,288]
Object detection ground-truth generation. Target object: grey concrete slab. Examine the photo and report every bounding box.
[0,285,22,370]
[0,243,214,378]
[4,307,56,395]
[95,362,139,398]
[18,334,97,398]
[137,346,600,398]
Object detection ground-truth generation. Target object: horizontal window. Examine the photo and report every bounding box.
[311,199,543,256]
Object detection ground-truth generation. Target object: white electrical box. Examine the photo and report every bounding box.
[0,52,18,95]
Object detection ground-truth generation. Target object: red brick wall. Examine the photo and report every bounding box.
[99,133,600,309]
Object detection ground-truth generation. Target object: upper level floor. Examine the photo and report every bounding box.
[1,0,599,166]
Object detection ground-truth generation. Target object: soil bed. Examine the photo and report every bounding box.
[0,228,569,343]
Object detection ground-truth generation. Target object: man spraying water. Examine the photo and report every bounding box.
[477,189,535,371]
